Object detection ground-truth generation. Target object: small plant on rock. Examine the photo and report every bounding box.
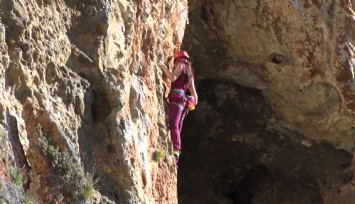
[81,185,94,200]
[0,197,7,204]
[23,196,38,204]
[0,131,5,139]
[10,168,23,187]
[36,125,95,201]
[153,149,164,163]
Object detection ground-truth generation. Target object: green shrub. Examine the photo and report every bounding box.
[0,197,7,204]
[37,128,95,201]
[153,149,164,162]
[81,185,94,200]
[23,196,38,204]
[10,168,23,187]
[0,131,5,139]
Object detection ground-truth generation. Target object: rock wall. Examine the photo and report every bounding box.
[0,0,188,203]
[179,0,355,204]
[185,0,355,148]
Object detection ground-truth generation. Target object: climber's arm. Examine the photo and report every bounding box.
[189,78,198,105]
[159,62,182,82]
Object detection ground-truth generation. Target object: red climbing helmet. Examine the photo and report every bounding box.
[174,50,189,62]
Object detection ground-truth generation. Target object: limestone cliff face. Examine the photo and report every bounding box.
[185,0,355,148]
[179,0,355,204]
[0,0,187,203]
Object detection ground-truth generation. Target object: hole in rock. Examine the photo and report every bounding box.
[270,53,286,64]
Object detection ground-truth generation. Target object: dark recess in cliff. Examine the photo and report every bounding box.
[177,79,352,204]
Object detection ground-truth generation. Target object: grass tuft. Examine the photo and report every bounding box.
[153,149,164,162]
[0,131,6,139]
[10,168,23,187]
[81,185,94,200]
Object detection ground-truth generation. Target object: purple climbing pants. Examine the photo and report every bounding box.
[169,98,187,151]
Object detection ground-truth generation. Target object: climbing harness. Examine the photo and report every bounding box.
[169,89,187,110]
[170,89,186,97]
[169,89,186,100]
[169,88,196,111]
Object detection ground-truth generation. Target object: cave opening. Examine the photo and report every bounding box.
[177,79,351,204]
[225,165,270,204]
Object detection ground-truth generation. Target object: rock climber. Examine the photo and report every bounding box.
[159,50,198,166]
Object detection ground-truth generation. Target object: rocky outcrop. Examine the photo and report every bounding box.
[0,0,188,203]
[179,0,355,204]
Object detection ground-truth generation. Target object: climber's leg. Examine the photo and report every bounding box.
[169,102,184,151]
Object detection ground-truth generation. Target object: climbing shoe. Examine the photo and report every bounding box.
[173,150,180,166]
